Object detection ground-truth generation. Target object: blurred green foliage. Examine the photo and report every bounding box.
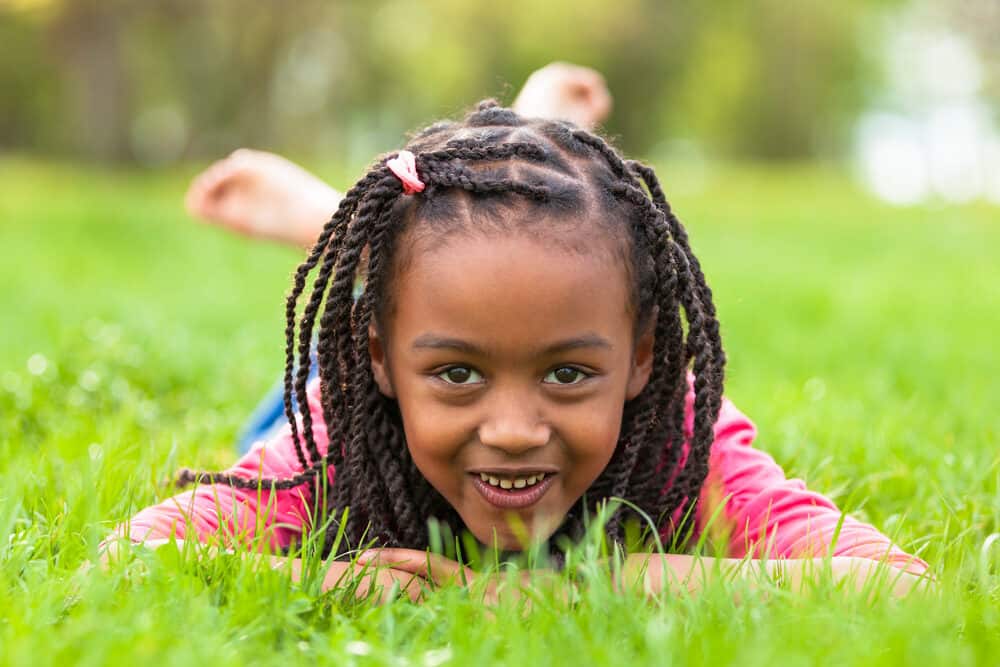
[2,156,999,666]
[2,0,911,163]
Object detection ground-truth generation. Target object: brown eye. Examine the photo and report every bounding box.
[438,367,482,385]
[544,367,586,385]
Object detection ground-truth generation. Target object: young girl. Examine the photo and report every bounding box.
[111,100,929,599]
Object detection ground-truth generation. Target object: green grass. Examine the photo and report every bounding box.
[1,156,998,666]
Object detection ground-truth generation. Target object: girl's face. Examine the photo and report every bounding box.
[369,231,653,550]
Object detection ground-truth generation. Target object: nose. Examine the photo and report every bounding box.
[478,391,551,455]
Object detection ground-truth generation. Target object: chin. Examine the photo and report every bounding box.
[465,523,520,551]
[466,515,562,553]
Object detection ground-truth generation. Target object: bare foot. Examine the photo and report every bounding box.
[184,149,342,248]
[512,62,613,130]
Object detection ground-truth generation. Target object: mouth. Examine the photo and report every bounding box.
[469,471,557,510]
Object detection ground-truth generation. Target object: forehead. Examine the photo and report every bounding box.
[384,231,633,353]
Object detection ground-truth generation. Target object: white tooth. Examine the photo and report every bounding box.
[480,473,489,482]
[537,472,546,481]
[513,478,527,489]
[489,476,500,486]
[499,478,513,489]
[526,475,537,485]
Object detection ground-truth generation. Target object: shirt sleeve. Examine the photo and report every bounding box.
[110,379,334,551]
[694,396,928,575]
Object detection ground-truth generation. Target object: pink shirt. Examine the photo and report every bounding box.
[117,378,927,574]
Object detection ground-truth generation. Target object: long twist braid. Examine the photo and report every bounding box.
[283,169,385,469]
[561,128,725,540]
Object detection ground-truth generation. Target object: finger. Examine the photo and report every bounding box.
[357,548,442,574]
[352,566,428,603]
[356,547,426,575]
[358,549,470,586]
[356,547,425,566]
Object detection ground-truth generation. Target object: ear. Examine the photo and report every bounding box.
[368,324,396,398]
[625,314,656,401]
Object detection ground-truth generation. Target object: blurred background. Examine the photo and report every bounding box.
[2,0,999,203]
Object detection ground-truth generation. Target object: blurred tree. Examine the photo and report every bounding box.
[0,5,61,151]
[0,0,920,163]
[50,0,132,160]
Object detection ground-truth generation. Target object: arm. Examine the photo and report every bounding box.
[98,538,427,603]
[108,379,332,551]
[624,552,930,598]
[692,397,929,575]
[351,548,930,605]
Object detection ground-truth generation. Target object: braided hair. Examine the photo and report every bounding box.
[177,101,726,557]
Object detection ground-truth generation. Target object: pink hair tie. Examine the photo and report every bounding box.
[386,150,425,195]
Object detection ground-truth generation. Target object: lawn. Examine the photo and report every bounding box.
[1,156,998,666]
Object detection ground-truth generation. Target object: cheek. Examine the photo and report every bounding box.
[560,398,624,482]
[396,394,470,485]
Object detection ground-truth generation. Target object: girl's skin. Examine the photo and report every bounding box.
[184,62,612,248]
[129,63,931,603]
[360,233,927,600]
[361,231,929,600]
[366,233,653,551]
[105,235,930,602]
[117,539,926,605]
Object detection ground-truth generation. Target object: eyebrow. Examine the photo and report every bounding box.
[411,333,613,356]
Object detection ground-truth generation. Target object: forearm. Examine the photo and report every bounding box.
[116,402,332,550]
[101,538,424,601]
[112,482,308,550]
[623,554,931,598]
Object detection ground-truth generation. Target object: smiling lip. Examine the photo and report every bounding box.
[467,466,560,476]
[470,473,556,510]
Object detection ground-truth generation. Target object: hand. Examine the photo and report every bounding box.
[184,148,342,248]
[512,62,613,130]
[304,557,429,603]
[356,548,548,606]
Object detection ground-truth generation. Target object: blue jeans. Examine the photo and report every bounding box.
[239,285,363,453]
[237,346,319,453]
